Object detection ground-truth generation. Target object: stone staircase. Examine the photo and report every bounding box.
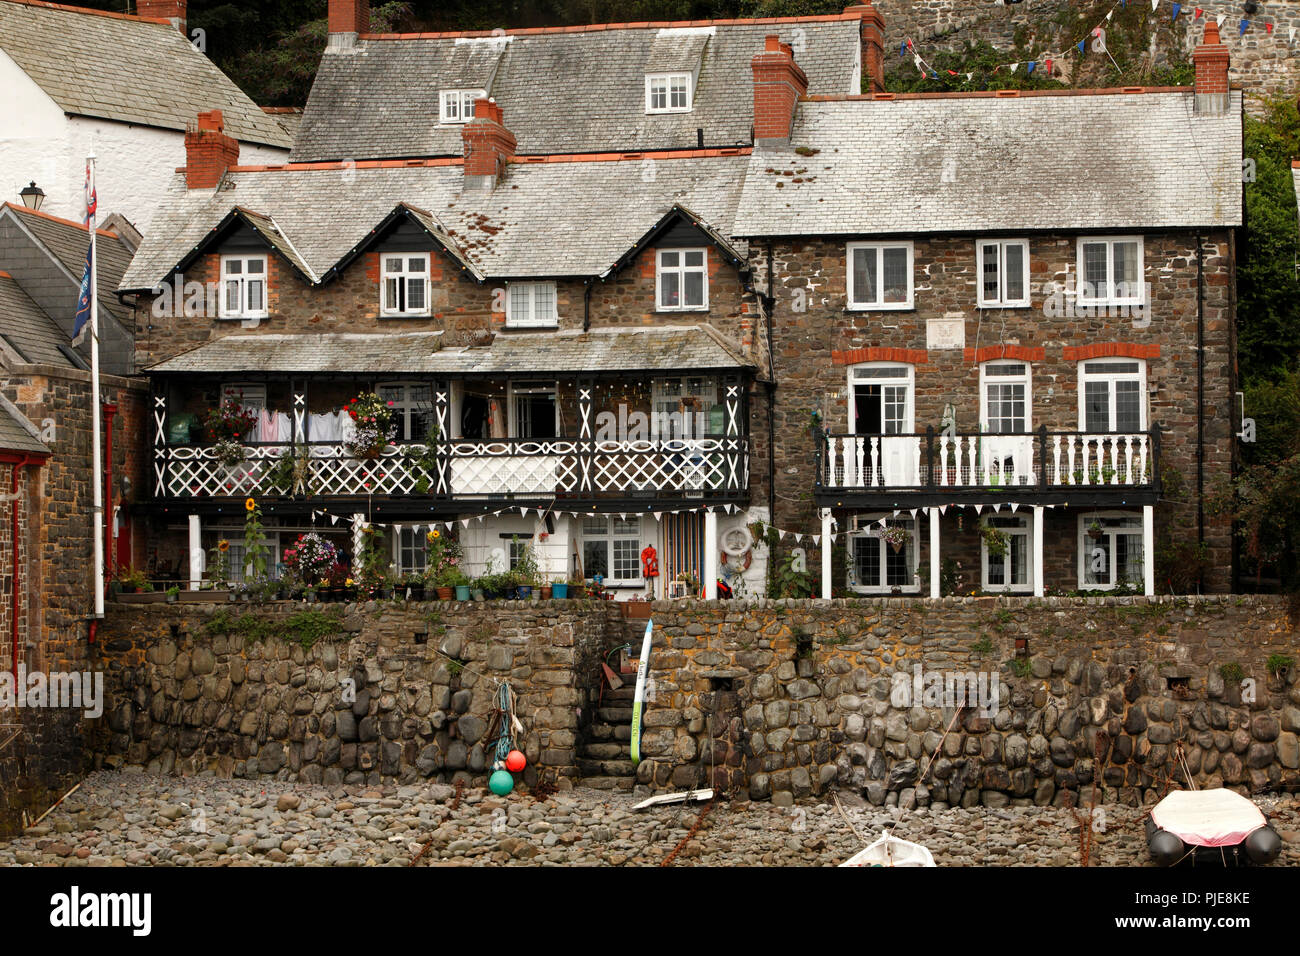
[578,622,645,791]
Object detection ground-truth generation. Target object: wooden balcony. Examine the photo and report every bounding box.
[815,425,1161,507]
[153,436,750,508]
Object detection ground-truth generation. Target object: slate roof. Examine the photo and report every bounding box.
[0,272,82,368]
[292,17,860,162]
[119,152,751,289]
[145,326,752,375]
[0,0,290,149]
[733,91,1245,237]
[0,394,50,456]
[3,204,135,321]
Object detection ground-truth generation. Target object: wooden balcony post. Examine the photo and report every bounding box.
[152,388,167,498]
[1037,424,1048,490]
[925,425,936,490]
[188,514,201,590]
[928,505,940,599]
[434,379,450,497]
[1033,504,1045,597]
[1143,504,1155,596]
[821,508,833,599]
[578,378,594,494]
[704,508,719,599]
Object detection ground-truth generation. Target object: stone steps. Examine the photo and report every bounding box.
[581,774,636,791]
[583,742,632,759]
[577,757,638,777]
[597,707,633,723]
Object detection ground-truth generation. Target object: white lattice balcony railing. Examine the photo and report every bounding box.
[154,438,750,501]
[818,427,1161,494]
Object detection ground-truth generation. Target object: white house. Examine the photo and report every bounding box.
[0,0,291,232]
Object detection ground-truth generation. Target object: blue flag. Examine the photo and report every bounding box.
[1240,19,1249,35]
[1077,39,1086,54]
[72,242,92,346]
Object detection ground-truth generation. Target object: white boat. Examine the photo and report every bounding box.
[839,832,936,867]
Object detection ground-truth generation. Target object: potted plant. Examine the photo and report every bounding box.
[448,568,471,601]
[512,537,539,599]
[550,576,569,599]
[165,585,181,604]
[981,524,1009,559]
[540,582,553,600]
[282,532,338,593]
[1086,519,1104,540]
[404,573,425,602]
[342,392,398,460]
[203,396,258,444]
[470,577,486,601]
[304,584,318,604]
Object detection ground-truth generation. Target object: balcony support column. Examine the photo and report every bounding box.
[929,506,940,600]
[1143,504,1155,596]
[704,508,719,599]
[820,508,833,600]
[188,514,202,590]
[1033,505,1045,598]
[351,513,365,577]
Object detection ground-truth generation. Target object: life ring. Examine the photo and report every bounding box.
[720,526,753,570]
[640,545,660,578]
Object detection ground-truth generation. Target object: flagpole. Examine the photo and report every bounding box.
[88,150,104,620]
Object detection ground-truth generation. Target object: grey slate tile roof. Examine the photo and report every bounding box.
[4,204,134,321]
[145,326,752,375]
[119,153,751,289]
[733,91,1244,237]
[0,0,290,149]
[0,394,49,456]
[0,273,80,368]
[292,18,860,162]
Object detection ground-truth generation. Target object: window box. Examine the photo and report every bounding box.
[847,242,913,310]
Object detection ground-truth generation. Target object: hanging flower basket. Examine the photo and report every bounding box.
[1087,522,1104,540]
[343,392,397,459]
[213,438,245,466]
[881,525,910,554]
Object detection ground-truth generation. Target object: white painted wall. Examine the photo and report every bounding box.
[461,514,574,585]
[0,49,288,233]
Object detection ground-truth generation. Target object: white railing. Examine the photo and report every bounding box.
[821,431,1156,491]
[155,437,750,500]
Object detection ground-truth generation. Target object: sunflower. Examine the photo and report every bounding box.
[245,497,256,512]
[218,539,230,552]
[427,529,441,541]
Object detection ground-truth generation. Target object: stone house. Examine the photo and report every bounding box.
[0,0,291,232]
[115,1,1243,599]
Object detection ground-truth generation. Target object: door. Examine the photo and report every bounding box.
[850,364,915,485]
[979,362,1032,485]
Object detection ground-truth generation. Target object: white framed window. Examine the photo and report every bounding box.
[219,255,267,319]
[848,516,919,594]
[1077,237,1144,306]
[393,527,427,577]
[652,376,718,438]
[582,516,642,584]
[380,254,430,316]
[657,248,708,310]
[979,362,1031,433]
[1079,360,1147,432]
[847,241,913,310]
[981,515,1033,593]
[1078,513,1145,590]
[848,363,913,434]
[645,73,692,113]
[977,239,1030,308]
[439,89,487,124]
[376,381,434,441]
[506,281,558,328]
[508,380,557,439]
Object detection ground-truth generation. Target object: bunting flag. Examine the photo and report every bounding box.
[1171,3,1181,21]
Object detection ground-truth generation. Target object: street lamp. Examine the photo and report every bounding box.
[18,181,45,212]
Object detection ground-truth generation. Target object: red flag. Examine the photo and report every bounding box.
[1266,22,1274,33]
[1194,7,1202,16]
[946,69,957,75]
[1045,57,1053,75]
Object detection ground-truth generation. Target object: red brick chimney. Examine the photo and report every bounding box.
[751,35,809,147]
[328,0,369,49]
[844,2,886,94]
[137,0,186,33]
[462,98,516,190]
[184,110,239,189]
[1192,19,1230,114]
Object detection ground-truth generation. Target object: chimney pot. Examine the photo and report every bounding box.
[462,99,516,190]
[1192,19,1230,114]
[185,110,239,189]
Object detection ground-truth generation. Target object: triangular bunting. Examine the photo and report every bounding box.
[1009,62,1019,74]
[1240,19,1249,35]
[992,503,1001,512]
[974,505,983,514]
[1010,503,1020,513]
[812,535,820,546]
[1077,39,1087,54]
[1171,3,1181,21]
[461,518,471,528]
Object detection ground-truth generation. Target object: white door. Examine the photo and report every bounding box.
[979,362,1032,485]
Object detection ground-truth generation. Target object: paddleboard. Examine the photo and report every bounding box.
[629,618,653,765]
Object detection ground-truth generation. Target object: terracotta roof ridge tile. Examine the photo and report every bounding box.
[2,201,120,239]
[1,0,171,26]
[358,12,859,41]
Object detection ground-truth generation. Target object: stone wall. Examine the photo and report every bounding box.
[635,595,1299,808]
[90,601,614,788]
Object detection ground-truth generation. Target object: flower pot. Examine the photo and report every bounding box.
[305,591,318,603]
[551,582,568,599]
[408,585,425,601]
[455,585,471,601]
[166,593,178,604]
[472,589,485,602]
[540,586,552,600]
[889,541,903,554]
[436,586,454,600]
[1087,527,1103,540]
[517,585,532,600]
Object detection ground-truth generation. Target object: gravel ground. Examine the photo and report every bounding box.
[2,771,1298,867]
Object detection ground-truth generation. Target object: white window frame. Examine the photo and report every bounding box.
[439,88,487,124]
[1076,236,1145,306]
[978,361,1032,434]
[507,380,558,438]
[505,281,558,328]
[376,381,434,442]
[652,376,718,439]
[645,73,693,113]
[846,241,914,311]
[218,254,268,320]
[656,248,709,311]
[1077,512,1145,591]
[981,514,1034,594]
[847,363,914,435]
[1078,360,1148,433]
[380,253,431,317]
[581,515,643,585]
[847,515,919,594]
[392,527,427,578]
[976,239,1031,308]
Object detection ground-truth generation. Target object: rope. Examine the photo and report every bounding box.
[485,681,522,770]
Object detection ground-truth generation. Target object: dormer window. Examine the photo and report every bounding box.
[219,254,267,320]
[645,73,692,113]
[440,89,487,124]
[381,254,430,317]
